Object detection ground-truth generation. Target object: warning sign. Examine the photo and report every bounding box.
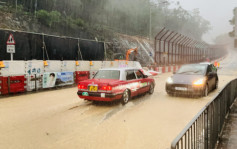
[6,34,16,53]
[6,34,16,45]
[7,45,15,53]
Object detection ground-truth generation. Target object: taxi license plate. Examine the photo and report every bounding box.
[82,92,89,96]
[89,86,98,92]
[175,87,187,91]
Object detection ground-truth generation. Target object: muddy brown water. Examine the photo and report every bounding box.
[0,51,237,149]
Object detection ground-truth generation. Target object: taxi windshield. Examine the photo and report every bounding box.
[176,64,206,75]
[93,70,120,80]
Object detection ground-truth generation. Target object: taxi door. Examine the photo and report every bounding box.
[125,70,140,97]
[134,70,149,94]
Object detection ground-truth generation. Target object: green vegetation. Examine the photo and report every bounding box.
[37,10,61,27]
[5,0,211,40]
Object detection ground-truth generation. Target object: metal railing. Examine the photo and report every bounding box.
[154,28,227,66]
[171,78,237,149]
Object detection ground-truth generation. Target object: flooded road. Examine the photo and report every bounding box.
[1,50,237,149]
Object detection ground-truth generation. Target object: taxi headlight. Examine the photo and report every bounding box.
[193,78,206,86]
[166,77,173,84]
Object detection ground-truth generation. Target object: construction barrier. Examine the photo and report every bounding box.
[153,65,181,74]
[26,74,43,91]
[0,60,143,96]
[168,66,171,72]
[44,61,62,73]
[61,61,77,72]
[90,61,102,71]
[9,76,26,93]
[102,61,119,68]
[0,75,26,95]
[173,66,176,73]
[25,61,44,76]
[75,61,90,71]
[75,71,90,84]
[0,76,8,95]
[0,61,25,76]
[42,72,74,88]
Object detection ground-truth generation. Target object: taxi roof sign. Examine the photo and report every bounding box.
[6,34,16,45]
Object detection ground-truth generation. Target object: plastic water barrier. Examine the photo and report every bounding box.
[0,60,142,95]
[0,75,26,95]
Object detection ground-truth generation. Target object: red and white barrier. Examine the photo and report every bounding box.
[154,65,181,74]
[0,60,145,96]
[0,75,26,95]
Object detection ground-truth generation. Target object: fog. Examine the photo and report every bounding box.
[172,0,237,43]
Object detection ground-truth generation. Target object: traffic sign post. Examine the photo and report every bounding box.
[6,34,16,61]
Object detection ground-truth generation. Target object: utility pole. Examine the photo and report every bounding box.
[34,0,38,17]
[235,8,237,49]
[15,0,17,12]
[149,6,152,40]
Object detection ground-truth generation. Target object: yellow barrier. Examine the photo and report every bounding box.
[43,61,48,66]
[0,61,5,68]
[75,61,79,66]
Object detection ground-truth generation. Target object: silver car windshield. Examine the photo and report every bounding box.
[93,70,120,80]
[176,65,206,75]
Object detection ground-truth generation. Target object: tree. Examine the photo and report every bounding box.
[6,0,211,40]
[229,7,237,37]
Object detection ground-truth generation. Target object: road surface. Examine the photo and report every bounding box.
[0,50,237,149]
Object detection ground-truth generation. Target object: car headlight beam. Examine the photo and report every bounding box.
[193,78,206,86]
[166,77,173,84]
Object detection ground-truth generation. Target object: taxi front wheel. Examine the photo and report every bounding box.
[121,89,130,105]
[148,83,154,94]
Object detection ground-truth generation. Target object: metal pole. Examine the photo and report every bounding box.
[174,36,185,65]
[34,0,38,17]
[154,38,157,64]
[154,28,166,65]
[11,53,13,61]
[169,33,179,65]
[149,6,152,40]
[42,35,45,60]
[235,8,237,49]
[165,32,174,65]
[8,76,10,94]
[104,42,107,61]
[15,0,17,12]
[178,37,188,64]
[159,39,161,65]
[35,74,37,91]
[158,30,169,65]
[183,39,192,63]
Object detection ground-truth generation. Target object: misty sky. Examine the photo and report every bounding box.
[171,0,237,43]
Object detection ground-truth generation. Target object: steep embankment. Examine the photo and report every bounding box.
[0,7,154,66]
[0,8,39,31]
[110,34,154,66]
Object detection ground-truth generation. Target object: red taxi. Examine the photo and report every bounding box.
[77,68,155,105]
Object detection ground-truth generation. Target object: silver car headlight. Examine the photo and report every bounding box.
[166,77,173,84]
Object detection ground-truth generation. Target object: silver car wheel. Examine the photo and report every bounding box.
[204,85,208,97]
[215,80,219,89]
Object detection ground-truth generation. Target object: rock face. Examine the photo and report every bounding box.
[108,34,155,66]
